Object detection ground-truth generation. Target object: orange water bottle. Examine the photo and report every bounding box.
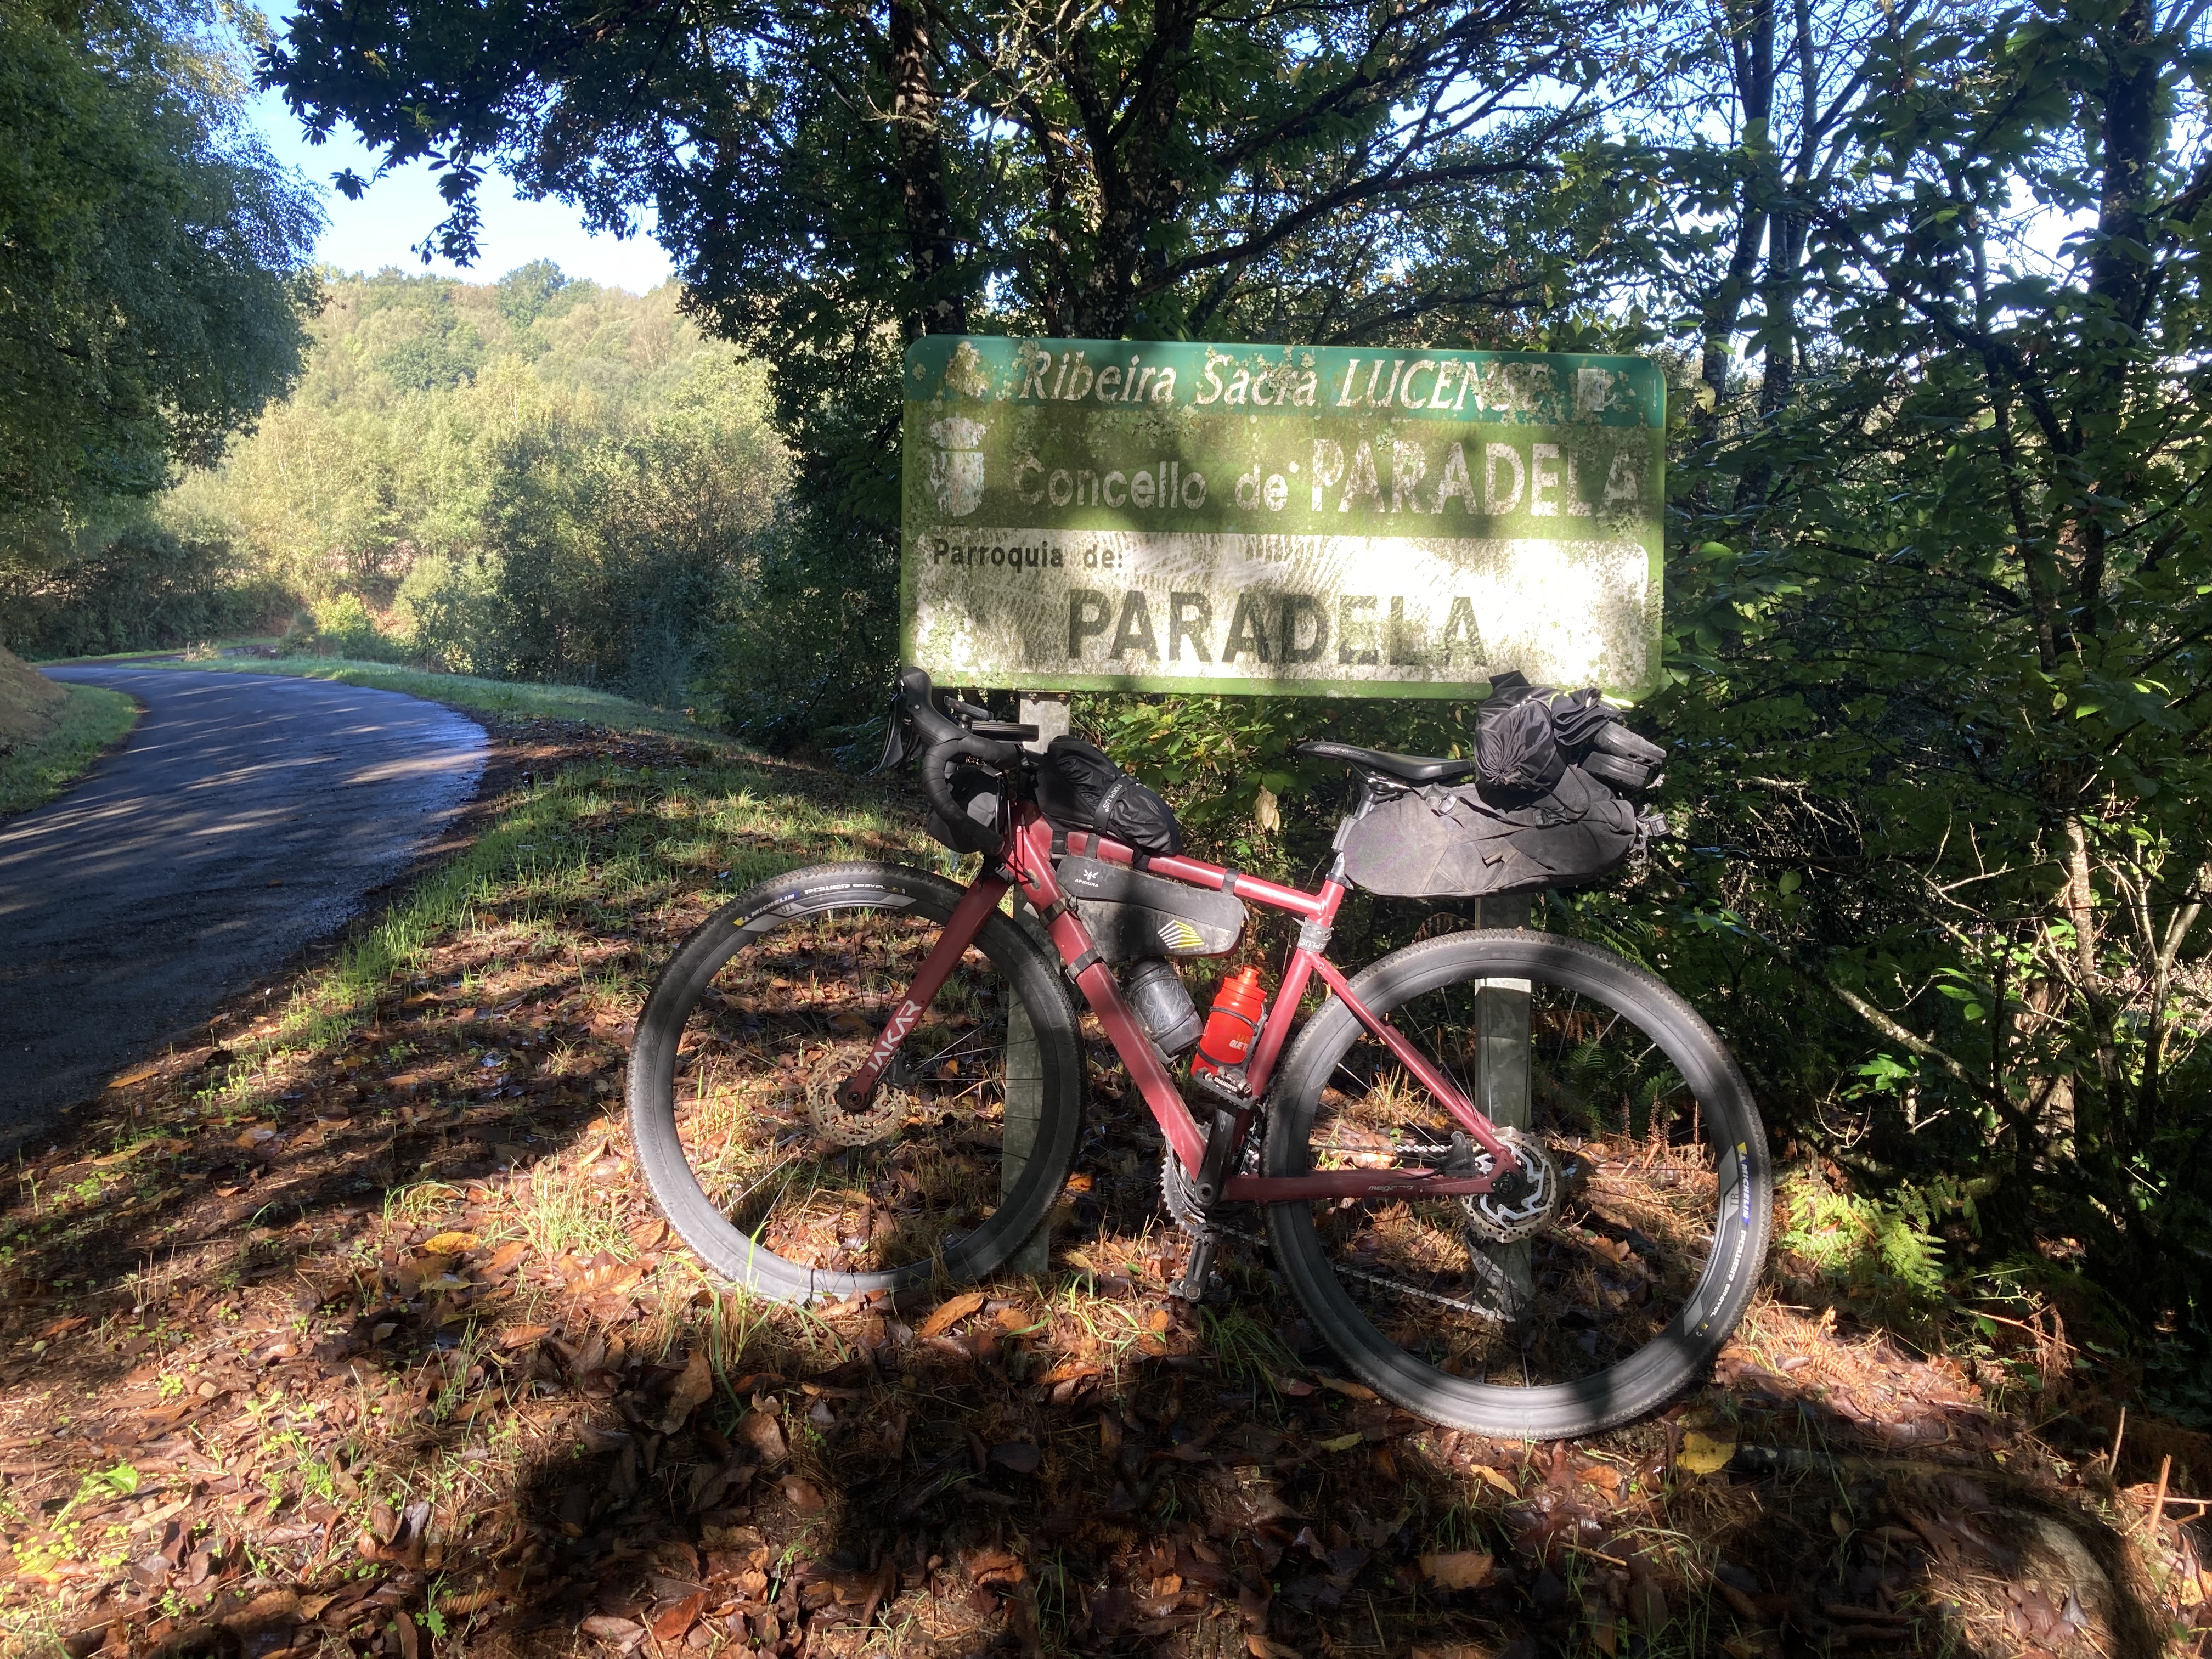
[1192,966,1266,1077]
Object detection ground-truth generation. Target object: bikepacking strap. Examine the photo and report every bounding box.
[1054,825,1158,872]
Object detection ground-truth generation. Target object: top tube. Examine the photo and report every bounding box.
[1038,816,1338,922]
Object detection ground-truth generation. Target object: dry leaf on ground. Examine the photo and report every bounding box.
[660,1347,714,1432]
[917,1290,989,1338]
[1419,1551,1495,1590]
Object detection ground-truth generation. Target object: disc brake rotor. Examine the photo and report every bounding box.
[808,1074,905,1147]
[1455,1127,1563,1244]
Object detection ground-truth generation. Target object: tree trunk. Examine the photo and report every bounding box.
[1691,0,1775,465]
[888,0,966,336]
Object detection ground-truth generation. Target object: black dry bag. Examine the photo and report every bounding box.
[1035,736,1184,857]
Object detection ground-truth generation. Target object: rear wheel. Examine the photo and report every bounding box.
[1263,929,1770,1438]
[628,862,1084,1304]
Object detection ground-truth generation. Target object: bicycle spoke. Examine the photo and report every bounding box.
[1292,959,1731,1387]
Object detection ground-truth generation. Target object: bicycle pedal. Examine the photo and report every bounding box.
[1191,1065,1251,1109]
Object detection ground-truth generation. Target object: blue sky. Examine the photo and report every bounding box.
[245,85,677,295]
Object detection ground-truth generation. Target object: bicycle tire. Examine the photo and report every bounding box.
[1263,929,1771,1439]
[629,862,1084,1304]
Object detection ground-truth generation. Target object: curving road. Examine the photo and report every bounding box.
[0,668,487,1152]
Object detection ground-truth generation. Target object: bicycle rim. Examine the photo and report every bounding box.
[1264,930,1770,1438]
[628,864,1082,1304]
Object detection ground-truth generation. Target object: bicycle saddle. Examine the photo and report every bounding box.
[1292,739,1481,783]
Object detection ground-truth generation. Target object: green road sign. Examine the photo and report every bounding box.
[900,336,1664,700]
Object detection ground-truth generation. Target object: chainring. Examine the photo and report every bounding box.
[1161,1150,1210,1235]
[1160,1113,1266,1237]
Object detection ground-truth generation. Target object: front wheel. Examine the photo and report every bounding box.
[1264,929,1770,1439]
[628,862,1084,1305]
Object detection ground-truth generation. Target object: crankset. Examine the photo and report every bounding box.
[1163,1107,1262,1304]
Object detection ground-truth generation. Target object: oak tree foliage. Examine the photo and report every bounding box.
[0,0,320,518]
[265,0,2212,1397]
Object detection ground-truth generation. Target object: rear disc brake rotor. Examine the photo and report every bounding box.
[1459,1128,1562,1244]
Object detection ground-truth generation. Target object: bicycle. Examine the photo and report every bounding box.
[628,668,1771,1439]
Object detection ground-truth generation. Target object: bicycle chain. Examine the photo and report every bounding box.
[1159,1148,1516,1324]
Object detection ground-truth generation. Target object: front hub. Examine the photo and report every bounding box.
[811,1075,903,1147]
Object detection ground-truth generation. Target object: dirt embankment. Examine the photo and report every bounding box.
[3,721,2207,1659]
[0,644,65,751]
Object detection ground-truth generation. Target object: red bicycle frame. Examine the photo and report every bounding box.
[838,803,1521,1204]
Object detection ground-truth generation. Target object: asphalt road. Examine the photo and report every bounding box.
[0,668,487,1151]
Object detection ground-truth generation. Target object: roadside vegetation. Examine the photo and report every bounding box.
[121,656,723,744]
[0,646,137,819]
[1,267,786,709]
[3,718,2208,1658]
[0,684,136,819]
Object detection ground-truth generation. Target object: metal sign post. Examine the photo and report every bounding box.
[1470,893,1536,1313]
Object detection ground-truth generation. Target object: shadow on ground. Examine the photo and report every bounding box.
[1,731,2204,1659]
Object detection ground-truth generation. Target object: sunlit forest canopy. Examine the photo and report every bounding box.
[3,267,787,701]
[170,266,785,701]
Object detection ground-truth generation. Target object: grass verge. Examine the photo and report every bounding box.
[0,682,138,819]
[121,656,722,743]
[0,730,2202,1659]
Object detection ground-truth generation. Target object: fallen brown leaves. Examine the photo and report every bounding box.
[0,725,2204,1659]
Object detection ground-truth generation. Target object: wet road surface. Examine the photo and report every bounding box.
[1,668,486,1151]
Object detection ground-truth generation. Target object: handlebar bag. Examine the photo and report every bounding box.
[923,759,1005,854]
[1035,736,1184,857]
[1341,765,1646,899]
